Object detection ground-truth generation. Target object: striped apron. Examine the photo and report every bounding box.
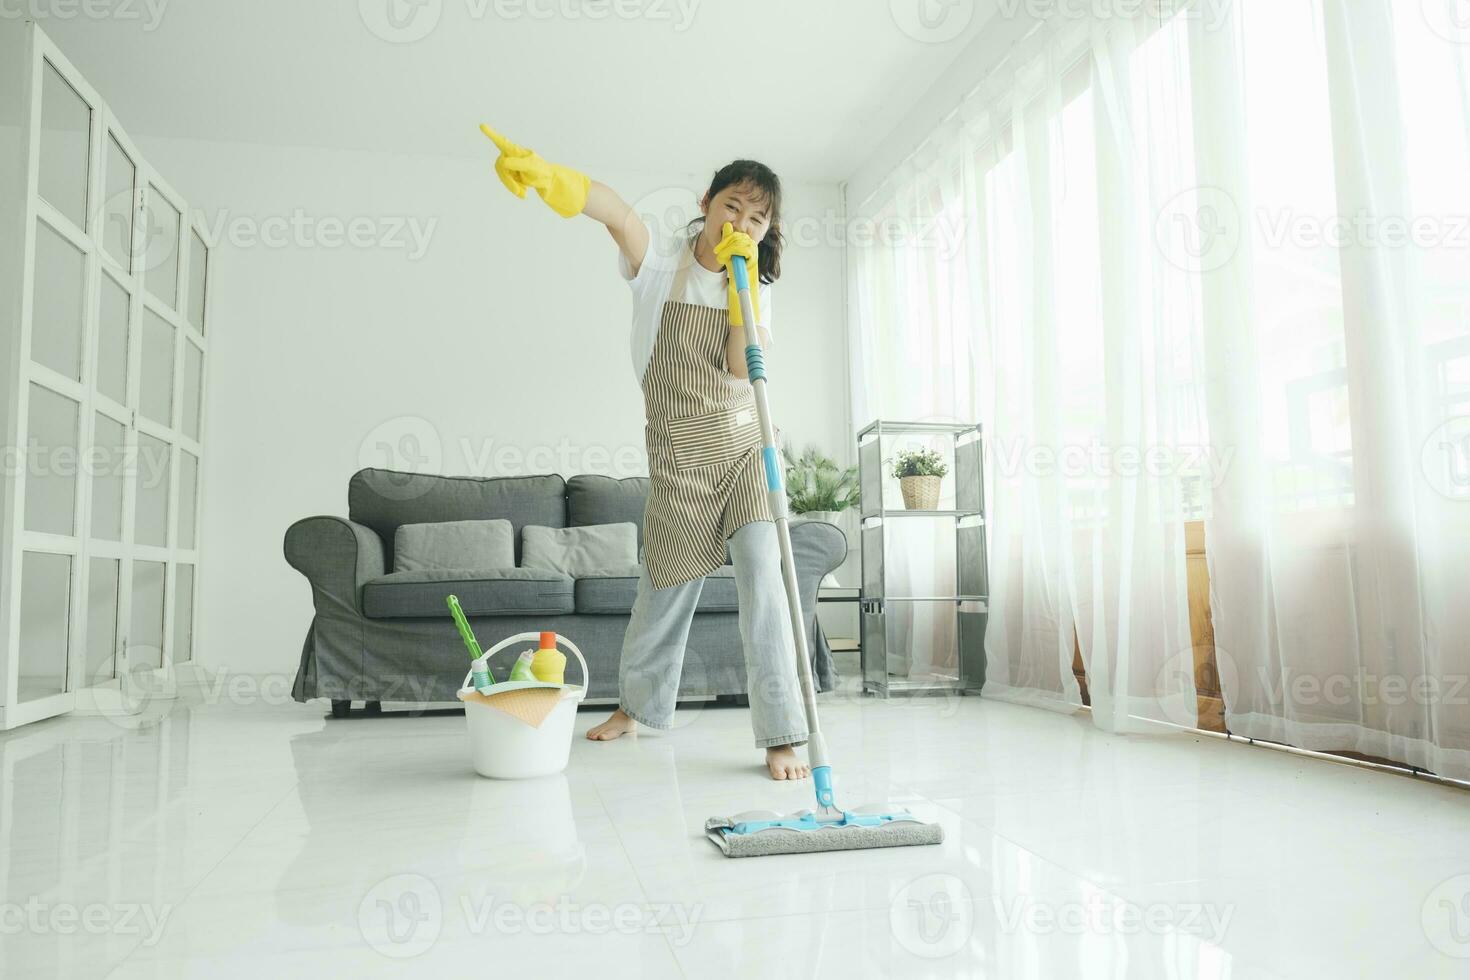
[641,299,771,589]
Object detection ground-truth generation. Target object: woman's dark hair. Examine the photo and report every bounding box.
[688,159,783,284]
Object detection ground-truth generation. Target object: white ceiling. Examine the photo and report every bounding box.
[39,0,997,182]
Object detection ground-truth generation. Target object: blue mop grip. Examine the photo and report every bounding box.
[731,252,751,292]
[813,766,835,808]
[732,253,762,382]
[762,446,781,491]
[732,252,779,492]
[745,344,766,381]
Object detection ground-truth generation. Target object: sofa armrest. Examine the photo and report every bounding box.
[787,521,848,692]
[788,520,848,584]
[284,516,386,616]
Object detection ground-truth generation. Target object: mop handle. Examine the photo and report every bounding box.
[730,253,834,804]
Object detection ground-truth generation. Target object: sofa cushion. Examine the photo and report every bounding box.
[566,475,649,548]
[362,567,574,619]
[393,519,515,572]
[574,563,740,615]
[349,469,567,570]
[522,523,638,578]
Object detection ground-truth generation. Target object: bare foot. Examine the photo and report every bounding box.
[586,708,637,741]
[765,744,811,780]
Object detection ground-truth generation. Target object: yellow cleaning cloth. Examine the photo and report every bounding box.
[458,686,563,729]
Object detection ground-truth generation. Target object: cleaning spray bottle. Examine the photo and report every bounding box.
[530,630,566,684]
[508,648,537,682]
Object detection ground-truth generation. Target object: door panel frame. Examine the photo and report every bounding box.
[3,27,105,724]
[2,23,210,728]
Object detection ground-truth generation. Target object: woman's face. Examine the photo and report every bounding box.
[701,180,772,247]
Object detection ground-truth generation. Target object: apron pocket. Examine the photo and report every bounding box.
[666,406,761,472]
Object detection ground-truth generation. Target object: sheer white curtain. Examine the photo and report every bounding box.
[849,0,1470,766]
[847,162,973,681]
[1194,0,1470,775]
[850,15,1199,728]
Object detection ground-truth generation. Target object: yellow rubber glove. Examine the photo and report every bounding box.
[479,123,590,219]
[715,221,762,328]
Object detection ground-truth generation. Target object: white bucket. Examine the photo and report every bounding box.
[459,632,590,780]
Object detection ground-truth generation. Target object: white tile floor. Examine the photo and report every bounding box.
[4,680,1470,978]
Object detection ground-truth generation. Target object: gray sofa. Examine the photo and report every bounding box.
[285,468,846,715]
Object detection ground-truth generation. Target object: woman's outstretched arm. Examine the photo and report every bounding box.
[481,124,649,276]
[581,182,650,279]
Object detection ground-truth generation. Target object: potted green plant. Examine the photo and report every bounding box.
[891,448,948,510]
[782,445,859,525]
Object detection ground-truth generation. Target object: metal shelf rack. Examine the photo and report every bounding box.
[857,420,989,697]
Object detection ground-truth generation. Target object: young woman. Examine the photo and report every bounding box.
[481,125,811,781]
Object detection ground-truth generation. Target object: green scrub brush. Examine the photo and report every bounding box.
[446,595,495,694]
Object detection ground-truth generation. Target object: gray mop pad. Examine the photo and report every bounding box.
[705,812,944,858]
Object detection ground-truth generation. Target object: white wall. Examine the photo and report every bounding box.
[134,135,849,679]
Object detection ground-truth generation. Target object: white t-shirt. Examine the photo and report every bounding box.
[619,217,773,385]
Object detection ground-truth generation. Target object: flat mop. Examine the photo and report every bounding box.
[704,228,943,858]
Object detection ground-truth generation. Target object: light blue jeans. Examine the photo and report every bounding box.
[617,520,809,748]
